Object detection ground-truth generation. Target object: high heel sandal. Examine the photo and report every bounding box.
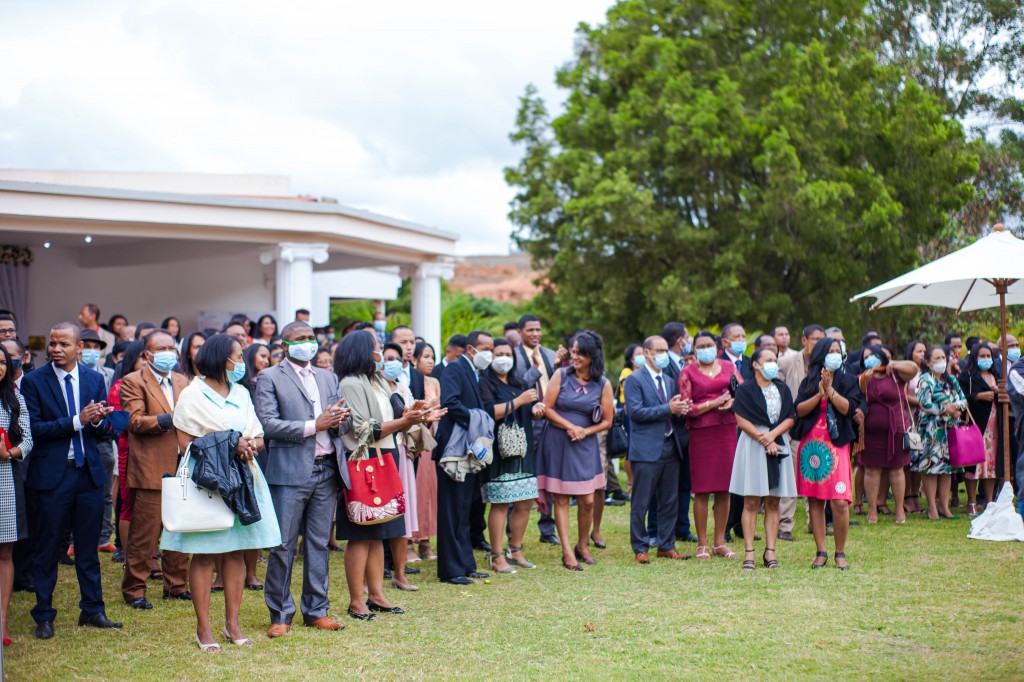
[762,547,779,569]
[573,544,596,565]
[590,532,607,550]
[695,545,711,560]
[742,549,755,571]
[561,558,584,571]
[221,626,253,647]
[834,552,849,571]
[811,551,828,569]
[196,634,221,653]
[486,552,517,574]
[506,545,536,569]
[713,545,738,559]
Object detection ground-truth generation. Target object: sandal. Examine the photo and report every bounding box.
[712,545,738,559]
[506,545,536,570]
[877,505,891,515]
[573,545,596,566]
[221,626,253,647]
[762,547,779,569]
[695,545,711,560]
[811,551,828,569]
[834,552,849,571]
[486,552,517,574]
[852,504,864,515]
[741,549,755,571]
[561,558,584,572]
[196,634,221,653]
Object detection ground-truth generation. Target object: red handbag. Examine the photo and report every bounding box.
[343,446,406,525]
[948,408,986,468]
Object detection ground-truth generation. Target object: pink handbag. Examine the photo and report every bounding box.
[947,408,985,468]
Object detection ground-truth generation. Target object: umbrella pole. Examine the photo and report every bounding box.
[998,285,1012,484]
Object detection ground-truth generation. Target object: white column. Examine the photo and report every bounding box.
[410,261,454,354]
[260,243,330,325]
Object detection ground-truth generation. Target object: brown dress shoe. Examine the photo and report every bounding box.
[634,552,650,564]
[305,616,344,631]
[266,623,290,638]
[656,549,692,560]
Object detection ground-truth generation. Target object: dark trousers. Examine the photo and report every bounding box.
[727,493,744,533]
[470,485,486,546]
[31,464,105,624]
[647,448,692,538]
[436,463,478,580]
[631,439,681,554]
[12,460,37,589]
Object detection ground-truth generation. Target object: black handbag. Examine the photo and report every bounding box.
[825,402,840,441]
[607,408,629,458]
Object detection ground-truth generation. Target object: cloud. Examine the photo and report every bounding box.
[0,0,612,255]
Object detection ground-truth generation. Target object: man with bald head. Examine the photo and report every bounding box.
[22,322,120,639]
[119,329,191,609]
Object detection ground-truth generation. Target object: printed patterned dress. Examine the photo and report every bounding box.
[913,372,969,475]
[795,398,853,502]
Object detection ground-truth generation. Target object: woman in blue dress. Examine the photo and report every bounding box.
[163,334,281,653]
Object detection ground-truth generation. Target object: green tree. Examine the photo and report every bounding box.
[506,0,979,351]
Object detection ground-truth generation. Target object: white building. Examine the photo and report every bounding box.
[0,170,456,351]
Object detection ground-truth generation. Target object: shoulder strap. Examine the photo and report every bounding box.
[894,375,916,432]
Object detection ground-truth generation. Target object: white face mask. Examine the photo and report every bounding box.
[932,360,947,375]
[286,340,319,363]
[491,356,514,375]
[472,350,493,371]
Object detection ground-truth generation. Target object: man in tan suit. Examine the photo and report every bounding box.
[119,330,190,609]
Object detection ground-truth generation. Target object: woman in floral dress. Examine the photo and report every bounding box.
[914,346,968,521]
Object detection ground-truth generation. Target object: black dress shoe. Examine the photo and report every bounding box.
[366,599,404,615]
[778,531,795,542]
[467,571,489,579]
[35,621,54,639]
[472,541,492,552]
[440,576,473,585]
[404,566,421,575]
[111,548,125,563]
[611,490,631,501]
[163,591,192,600]
[346,607,376,621]
[58,554,75,566]
[603,497,626,507]
[723,532,733,543]
[13,582,35,593]
[539,534,562,546]
[78,612,123,629]
[126,597,153,610]
[676,533,699,543]
[383,568,392,580]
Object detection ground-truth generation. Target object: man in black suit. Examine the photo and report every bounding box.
[21,322,122,639]
[434,330,493,585]
[430,334,467,381]
[391,325,425,400]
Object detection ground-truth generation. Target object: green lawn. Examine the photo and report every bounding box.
[5,497,1022,681]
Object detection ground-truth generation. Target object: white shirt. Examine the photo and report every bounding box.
[149,366,175,409]
[398,362,412,388]
[287,359,334,456]
[668,350,685,371]
[53,362,85,460]
[645,364,668,397]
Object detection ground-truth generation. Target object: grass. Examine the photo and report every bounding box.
[4,493,1023,681]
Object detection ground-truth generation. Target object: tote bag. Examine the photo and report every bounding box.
[343,446,406,525]
[948,408,986,468]
[161,446,235,533]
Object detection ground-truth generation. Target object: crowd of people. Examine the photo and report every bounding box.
[0,305,1021,651]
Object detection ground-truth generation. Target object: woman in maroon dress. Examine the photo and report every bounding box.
[677,331,738,560]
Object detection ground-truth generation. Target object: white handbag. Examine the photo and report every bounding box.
[161,445,235,533]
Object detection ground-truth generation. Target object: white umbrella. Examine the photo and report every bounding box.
[850,224,1020,484]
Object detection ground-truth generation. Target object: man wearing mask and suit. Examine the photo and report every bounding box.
[372,312,390,347]
[658,321,699,543]
[435,330,493,585]
[391,326,425,401]
[22,322,122,639]
[431,334,467,381]
[513,315,566,545]
[720,323,754,382]
[256,321,352,637]
[625,335,692,563]
[119,330,191,609]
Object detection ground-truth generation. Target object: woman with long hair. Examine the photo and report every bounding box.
[914,346,969,520]
[253,315,279,346]
[160,317,182,347]
[176,331,207,381]
[901,340,927,514]
[958,342,1001,515]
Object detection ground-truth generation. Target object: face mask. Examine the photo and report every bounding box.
[227,359,246,384]
[285,340,319,363]
[931,360,947,375]
[326,333,335,341]
[81,349,102,368]
[681,343,693,355]
[10,358,21,371]
[730,340,747,356]
[760,362,779,381]
[1008,347,1021,363]
[373,320,387,333]
[150,350,178,373]
[863,355,881,370]
[824,353,843,372]
[695,348,717,365]
[374,353,385,373]
[632,355,646,369]
[977,358,993,371]
[652,352,671,370]
[492,356,514,375]
[381,359,403,381]
[472,350,493,371]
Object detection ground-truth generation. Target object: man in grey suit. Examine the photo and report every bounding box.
[255,322,352,638]
[514,314,567,544]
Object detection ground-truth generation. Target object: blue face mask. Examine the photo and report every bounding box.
[824,353,843,372]
[632,355,646,369]
[381,359,403,381]
[150,350,178,373]
[696,347,718,365]
[10,358,21,371]
[227,359,246,384]
[652,352,671,370]
[373,320,387,333]
[374,353,385,373]
[760,362,780,381]
[730,340,747,356]
[977,358,993,371]
[1008,347,1021,363]
[681,343,693,355]
[81,349,102,368]
[863,355,881,370]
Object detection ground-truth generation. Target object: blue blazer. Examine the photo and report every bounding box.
[434,357,485,462]
[21,363,112,491]
[624,368,685,463]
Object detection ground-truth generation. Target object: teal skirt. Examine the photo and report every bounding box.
[160,456,282,554]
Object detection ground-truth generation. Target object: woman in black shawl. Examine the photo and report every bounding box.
[957,342,1001,514]
[791,337,861,570]
[730,348,796,570]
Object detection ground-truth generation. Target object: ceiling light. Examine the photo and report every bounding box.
[84,235,93,244]
[43,242,51,248]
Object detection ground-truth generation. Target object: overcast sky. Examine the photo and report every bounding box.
[0,0,612,254]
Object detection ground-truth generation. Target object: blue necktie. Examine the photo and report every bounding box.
[64,374,84,467]
[657,375,673,437]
